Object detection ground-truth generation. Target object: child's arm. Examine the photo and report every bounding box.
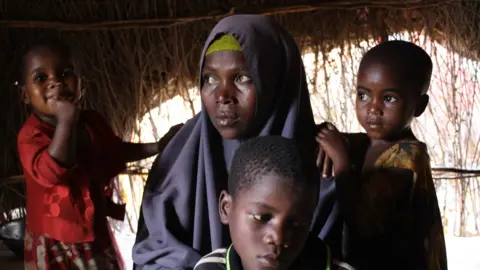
[317,124,411,235]
[122,123,183,162]
[46,88,79,167]
[18,90,78,187]
[316,122,366,178]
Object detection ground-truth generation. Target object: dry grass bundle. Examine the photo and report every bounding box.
[0,0,477,177]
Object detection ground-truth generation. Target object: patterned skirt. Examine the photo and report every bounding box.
[24,227,124,270]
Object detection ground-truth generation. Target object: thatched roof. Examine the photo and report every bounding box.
[0,0,478,178]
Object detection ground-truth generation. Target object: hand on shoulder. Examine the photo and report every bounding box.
[316,122,350,176]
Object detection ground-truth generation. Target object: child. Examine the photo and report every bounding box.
[17,40,182,270]
[316,40,447,269]
[194,136,354,270]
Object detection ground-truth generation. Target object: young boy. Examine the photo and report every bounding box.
[317,41,447,269]
[194,136,354,270]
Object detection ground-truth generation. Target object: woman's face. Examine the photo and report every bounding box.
[201,50,256,139]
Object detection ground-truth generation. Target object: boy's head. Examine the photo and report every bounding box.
[355,40,432,141]
[219,136,318,270]
[19,39,80,118]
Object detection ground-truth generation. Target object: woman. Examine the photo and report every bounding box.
[132,14,340,269]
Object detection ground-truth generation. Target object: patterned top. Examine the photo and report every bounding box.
[18,110,126,243]
[345,141,447,270]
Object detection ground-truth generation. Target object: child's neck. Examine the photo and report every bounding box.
[33,111,57,127]
[369,127,416,148]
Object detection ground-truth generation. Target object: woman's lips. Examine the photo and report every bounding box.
[216,115,239,127]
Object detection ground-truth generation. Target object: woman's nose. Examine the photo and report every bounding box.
[215,81,236,104]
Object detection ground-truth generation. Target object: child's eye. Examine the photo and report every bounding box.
[384,95,397,103]
[62,68,74,78]
[251,213,272,223]
[203,75,218,85]
[357,92,369,101]
[34,74,48,83]
[291,219,309,229]
[235,75,252,84]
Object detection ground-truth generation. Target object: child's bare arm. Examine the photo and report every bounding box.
[315,123,413,238]
[48,119,77,167]
[46,88,78,167]
[122,123,183,162]
[316,123,351,176]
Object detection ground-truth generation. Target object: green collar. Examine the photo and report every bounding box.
[226,244,331,270]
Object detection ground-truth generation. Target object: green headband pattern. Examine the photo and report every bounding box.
[205,34,242,56]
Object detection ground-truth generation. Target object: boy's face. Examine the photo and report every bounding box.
[22,47,79,119]
[219,173,316,270]
[355,59,428,141]
[201,50,257,140]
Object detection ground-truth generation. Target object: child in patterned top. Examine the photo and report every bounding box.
[194,136,354,270]
[316,40,447,270]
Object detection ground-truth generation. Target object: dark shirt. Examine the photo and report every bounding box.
[193,236,355,270]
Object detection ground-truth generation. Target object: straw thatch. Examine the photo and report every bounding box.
[0,0,478,177]
[0,0,480,235]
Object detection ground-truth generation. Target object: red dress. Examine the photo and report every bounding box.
[18,110,127,270]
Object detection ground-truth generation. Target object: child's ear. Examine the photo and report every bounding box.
[21,86,30,104]
[219,190,232,225]
[414,94,429,117]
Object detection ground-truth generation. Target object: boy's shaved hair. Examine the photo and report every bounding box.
[228,136,318,197]
[360,40,433,95]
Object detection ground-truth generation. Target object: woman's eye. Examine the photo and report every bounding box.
[203,75,218,85]
[235,75,252,84]
[34,74,48,83]
[384,95,397,103]
[251,214,272,223]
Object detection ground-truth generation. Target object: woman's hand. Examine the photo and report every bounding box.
[316,122,350,176]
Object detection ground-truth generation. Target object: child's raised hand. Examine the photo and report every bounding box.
[316,122,333,178]
[316,122,350,176]
[46,83,78,123]
[157,123,184,152]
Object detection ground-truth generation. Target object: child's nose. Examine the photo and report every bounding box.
[265,224,290,249]
[368,100,383,116]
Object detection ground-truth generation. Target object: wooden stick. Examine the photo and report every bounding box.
[0,0,461,31]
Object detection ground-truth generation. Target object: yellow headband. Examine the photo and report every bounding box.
[205,34,242,56]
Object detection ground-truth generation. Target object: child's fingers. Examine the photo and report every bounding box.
[316,148,325,168]
[316,122,329,132]
[326,123,337,131]
[318,128,330,137]
[323,156,332,178]
[45,87,61,100]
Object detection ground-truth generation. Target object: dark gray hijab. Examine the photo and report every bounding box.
[133,15,328,270]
